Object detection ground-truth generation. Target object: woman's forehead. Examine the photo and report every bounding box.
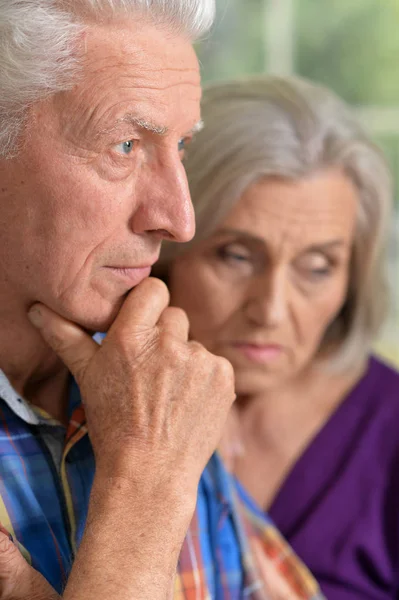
[219,171,358,247]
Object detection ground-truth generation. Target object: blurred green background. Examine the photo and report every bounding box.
[197,0,399,367]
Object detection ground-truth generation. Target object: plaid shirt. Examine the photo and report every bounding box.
[0,370,323,599]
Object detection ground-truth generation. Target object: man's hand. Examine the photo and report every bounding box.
[27,277,236,600]
[0,531,59,600]
[29,277,235,499]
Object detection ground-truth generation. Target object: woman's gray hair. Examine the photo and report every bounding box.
[0,0,214,158]
[157,75,393,372]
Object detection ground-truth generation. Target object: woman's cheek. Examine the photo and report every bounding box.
[191,272,238,334]
[304,286,347,349]
[320,277,349,325]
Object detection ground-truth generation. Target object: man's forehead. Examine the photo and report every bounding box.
[55,21,202,140]
[82,19,201,82]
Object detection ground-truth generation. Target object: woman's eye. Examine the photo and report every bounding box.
[114,140,136,155]
[297,254,333,281]
[309,267,331,279]
[217,244,251,263]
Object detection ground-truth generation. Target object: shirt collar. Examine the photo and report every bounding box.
[0,369,79,427]
[0,369,43,425]
[202,452,236,515]
[0,336,102,426]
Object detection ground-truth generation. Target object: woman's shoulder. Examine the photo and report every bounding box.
[352,354,399,405]
[353,355,399,469]
[334,355,399,468]
[370,354,399,378]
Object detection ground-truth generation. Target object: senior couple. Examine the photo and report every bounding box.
[0,1,398,599]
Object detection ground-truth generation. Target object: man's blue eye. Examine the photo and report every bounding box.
[115,140,136,155]
[178,138,185,152]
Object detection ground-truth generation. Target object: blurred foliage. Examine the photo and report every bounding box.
[197,0,399,205]
[198,0,399,104]
[197,0,265,81]
[296,0,399,105]
[197,0,399,200]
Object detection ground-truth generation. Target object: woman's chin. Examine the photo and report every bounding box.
[234,369,283,396]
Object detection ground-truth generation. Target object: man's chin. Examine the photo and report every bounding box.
[66,294,126,334]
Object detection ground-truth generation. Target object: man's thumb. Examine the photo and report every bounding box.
[28,304,98,383]
[0,530,60,599]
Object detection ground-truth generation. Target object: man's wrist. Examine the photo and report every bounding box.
[64,472,195,600]
[90,468,197,544]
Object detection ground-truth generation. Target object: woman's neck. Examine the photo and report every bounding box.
[232,363,366,510]
[236,362,365,439]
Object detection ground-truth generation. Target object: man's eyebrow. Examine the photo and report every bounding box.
[190,119,204,135]
[98,116,204,138]
[99,114,168,137]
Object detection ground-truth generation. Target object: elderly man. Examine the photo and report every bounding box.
[0,1,236,598]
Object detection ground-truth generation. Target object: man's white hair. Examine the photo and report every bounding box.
[0,0,214,158]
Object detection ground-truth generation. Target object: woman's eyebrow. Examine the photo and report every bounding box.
[215,230,347,251]
[215,228,265,244]
[305,240,347,252]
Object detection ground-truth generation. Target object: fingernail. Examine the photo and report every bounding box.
[28,306,43,328]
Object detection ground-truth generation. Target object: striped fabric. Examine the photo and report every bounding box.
[0,371,323,599]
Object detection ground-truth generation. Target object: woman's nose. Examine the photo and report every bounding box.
[244,272,288,328]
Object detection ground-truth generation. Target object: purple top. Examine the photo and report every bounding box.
[269,356,399,600]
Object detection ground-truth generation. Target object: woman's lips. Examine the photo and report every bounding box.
[231,342,283,364]
[106,266,152,286]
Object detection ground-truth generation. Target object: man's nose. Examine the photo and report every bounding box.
[129,156,195,243]
[245,270,288,328]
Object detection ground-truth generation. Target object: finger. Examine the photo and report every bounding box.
[157,307,190,341]
[107,278,170,336]
[0,531,60,600]
[28,305,98,383]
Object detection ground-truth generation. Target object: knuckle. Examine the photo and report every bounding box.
[217,355,234,377]
[188,343,209,368]
[145,277,169,300]
[164,306,188,323]
[157,331,173,354]
[111,328,133,355]
[112,327,152,356]
[131,334,159,365]
[214,355,235,384]
[173,306,188,320]
[188,340,206,357]
[159,334,186,363]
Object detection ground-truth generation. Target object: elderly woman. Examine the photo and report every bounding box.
[155,75,399,599]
